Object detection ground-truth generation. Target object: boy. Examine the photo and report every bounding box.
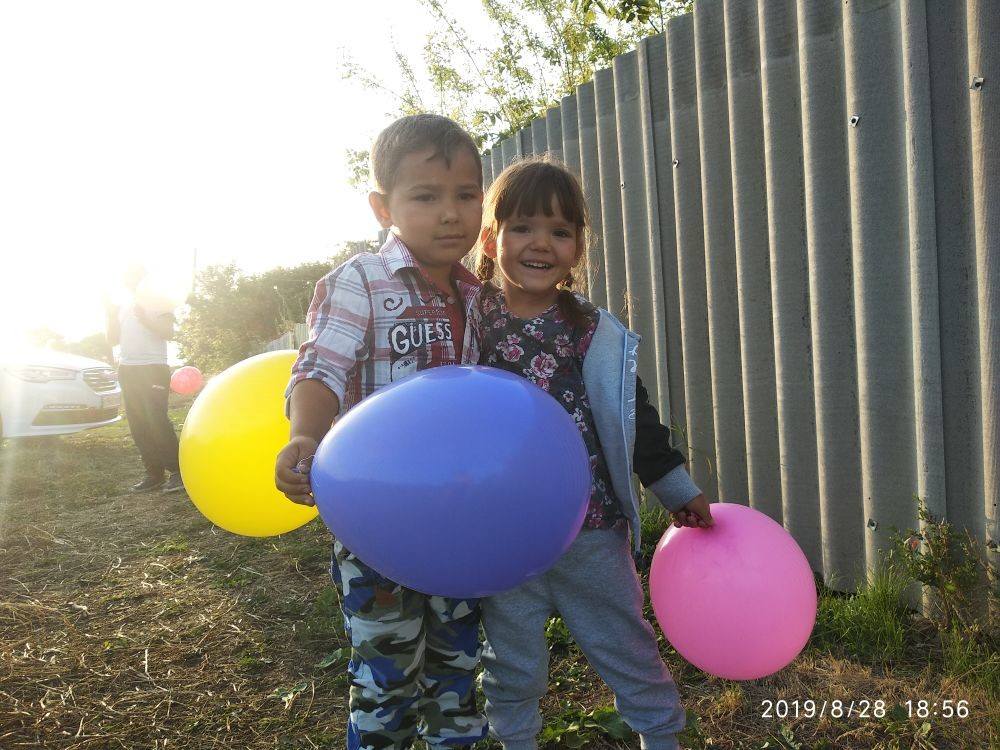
[275,114,488,750]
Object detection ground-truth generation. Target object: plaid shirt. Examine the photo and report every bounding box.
[287,234,482,413]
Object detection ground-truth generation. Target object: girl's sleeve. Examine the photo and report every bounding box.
[633,375,703,512]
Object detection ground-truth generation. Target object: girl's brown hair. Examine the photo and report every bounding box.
[475,156,591,327]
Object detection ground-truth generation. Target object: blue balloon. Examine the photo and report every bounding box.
[311,365,591,598]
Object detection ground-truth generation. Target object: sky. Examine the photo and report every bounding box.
[0,1,492,346]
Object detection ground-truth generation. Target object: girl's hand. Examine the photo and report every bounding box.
[275,436,319,506]
[671,493,714,528]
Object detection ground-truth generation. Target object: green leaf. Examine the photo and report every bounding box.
[779,724,802,749]
[886,705,908,722]
[588,707,633,740]
[270,681,309,709]
[314,648,347,669]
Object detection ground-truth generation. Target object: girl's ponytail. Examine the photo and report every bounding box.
[557,269,588,329]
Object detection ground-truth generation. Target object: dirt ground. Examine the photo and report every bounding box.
[0,407,996,749]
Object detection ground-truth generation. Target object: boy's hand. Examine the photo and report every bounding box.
[275,436,319,506]
[671,493,714,528]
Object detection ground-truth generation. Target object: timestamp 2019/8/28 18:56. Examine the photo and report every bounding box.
[760,699,970,720]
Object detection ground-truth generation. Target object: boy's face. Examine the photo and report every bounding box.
[369,147,483,282]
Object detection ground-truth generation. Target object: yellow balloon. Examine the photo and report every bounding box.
[179,350,318,536]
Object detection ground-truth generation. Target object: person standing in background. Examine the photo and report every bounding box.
[105,265,184,493]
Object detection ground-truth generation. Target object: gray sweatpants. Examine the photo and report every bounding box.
[480,525,685,750]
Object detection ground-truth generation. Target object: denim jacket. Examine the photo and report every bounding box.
[582,309,702,551]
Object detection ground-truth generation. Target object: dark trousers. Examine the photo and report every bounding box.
[118,364,179,476]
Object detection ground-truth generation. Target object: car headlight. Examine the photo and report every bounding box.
[4,365,78,383]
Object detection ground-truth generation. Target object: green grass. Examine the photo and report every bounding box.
[941,624,1000,702]
[811,563,911,663]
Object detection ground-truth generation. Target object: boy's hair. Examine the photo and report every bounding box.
[475,156,592,327]
[370,114,482,195]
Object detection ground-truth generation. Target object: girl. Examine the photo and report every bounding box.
[475,157,713,750]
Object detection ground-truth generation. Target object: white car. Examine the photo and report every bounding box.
[0,349,122,439]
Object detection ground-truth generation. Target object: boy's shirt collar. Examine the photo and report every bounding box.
[378,232,481,296]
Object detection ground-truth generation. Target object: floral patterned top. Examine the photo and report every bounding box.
[478,284,624,529]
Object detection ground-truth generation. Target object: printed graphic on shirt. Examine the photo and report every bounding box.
[383,295,405,313]
[387,305,454,381]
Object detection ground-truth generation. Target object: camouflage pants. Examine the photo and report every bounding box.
[332,541,488,750]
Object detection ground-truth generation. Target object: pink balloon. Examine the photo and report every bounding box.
[170,366,204,395]
[649,503,817,681]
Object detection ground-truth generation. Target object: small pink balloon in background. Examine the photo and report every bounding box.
[170,366,204,395]
[649,502,817,681]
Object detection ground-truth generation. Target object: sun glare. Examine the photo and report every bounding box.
[0,1,473,358]
[1,258,121,353]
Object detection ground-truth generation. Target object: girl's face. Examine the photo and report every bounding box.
[485,203,582,313]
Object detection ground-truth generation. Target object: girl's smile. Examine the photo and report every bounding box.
[486,208,582,318]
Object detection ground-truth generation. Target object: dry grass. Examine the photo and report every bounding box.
[0,402,346,748]
[0,401,997,749]
[519,607,997,749]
